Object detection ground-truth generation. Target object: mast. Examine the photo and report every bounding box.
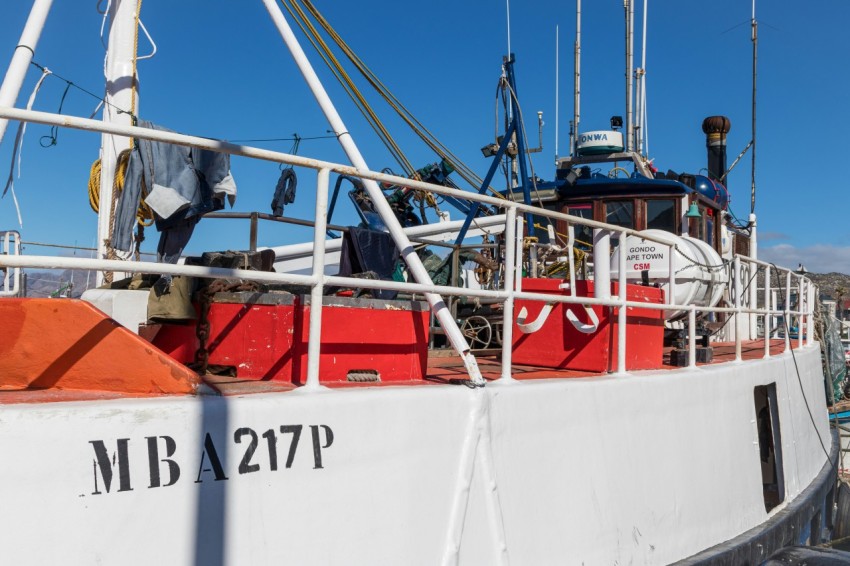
[555,25,559,161]
[625,0,634,153]
[636,0,648,156]
[96,0,141,285]
[0,0,53,146]
[572,0,581,156]
[749,0,758,258]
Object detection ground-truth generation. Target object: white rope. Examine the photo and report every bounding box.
[3,66,51,227]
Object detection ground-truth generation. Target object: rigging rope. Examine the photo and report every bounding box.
[88,149,153,227]
[280,0,416,177]
[282,0,506,201]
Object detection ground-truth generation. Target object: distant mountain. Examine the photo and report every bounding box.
[807,272,850,302]
[18,268,850,302]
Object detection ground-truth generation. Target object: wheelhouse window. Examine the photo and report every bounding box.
[567,203,593,250]
[646,199,676,232]
[605,200,634,229]
[531,203,565,244]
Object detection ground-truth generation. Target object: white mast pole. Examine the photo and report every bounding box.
[260,0,481,382]
[96,0,141,285]
[506,0,512,56]
[573,0,581,156]
[0,0,54,147]
[555,25,559,162]
[624,0,635,151]
[749,0,758,258]
[637,0,648,156]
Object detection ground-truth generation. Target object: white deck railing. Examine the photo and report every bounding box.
[0,230,22,297]
[0,105,816,387]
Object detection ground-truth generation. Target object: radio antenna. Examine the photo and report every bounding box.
[572,0,581,156]
[555,25,559,161]
[750,0,757,215]
[506,0,512,56]
[625,0,634,152]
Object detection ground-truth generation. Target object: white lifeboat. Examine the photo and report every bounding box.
[610,229,727,321]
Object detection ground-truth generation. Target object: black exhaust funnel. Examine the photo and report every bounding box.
[701,116,731,182]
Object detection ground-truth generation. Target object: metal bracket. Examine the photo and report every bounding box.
[566,305,600,334]
[516,303,554,334]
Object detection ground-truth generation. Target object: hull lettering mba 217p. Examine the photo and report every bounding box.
[88,424,335,495]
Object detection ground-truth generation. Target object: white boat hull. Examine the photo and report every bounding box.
[0,346,832,565]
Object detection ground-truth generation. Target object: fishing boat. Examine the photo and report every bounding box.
[0,1,840,564]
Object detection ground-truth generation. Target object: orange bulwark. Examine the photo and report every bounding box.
[0,299,200,395]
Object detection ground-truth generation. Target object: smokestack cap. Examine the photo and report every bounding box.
[702,116,731,135]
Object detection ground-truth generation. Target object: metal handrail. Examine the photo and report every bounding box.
[0,104,817,383]
[0,230,22,297]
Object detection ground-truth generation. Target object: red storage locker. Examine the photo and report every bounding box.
[512,278,664,372]
[151,292,298,381]
[293,296,430,384]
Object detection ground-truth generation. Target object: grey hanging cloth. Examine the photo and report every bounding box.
[112,119,237,262]
[336,227,400,300]
[271,168,297,216]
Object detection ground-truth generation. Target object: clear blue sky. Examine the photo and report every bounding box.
[0,0,847,272]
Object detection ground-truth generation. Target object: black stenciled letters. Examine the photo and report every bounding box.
[280,425,302,469]
[146,435,180,488]
[195,432,228,483]
[310,425,334,469]
[234,428,260,474]
[262,428,279,471]
[90,423,335,494]
[90,438,133,495]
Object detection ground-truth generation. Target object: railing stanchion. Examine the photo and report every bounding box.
[797,275,809,348]
[763,264,771,358]
[500,207,518,381]
[668,244,676,310]
[734,255,742,361]
[808,282,815,347]
[748,263,758,340]
[688,307,697,368]
[784,271,792,352]
[593,229,611,300]
[567,225,576,294]
[305,168,330,389]
[515,219,525,294]
[249,212,258,251]
[617,233,627,374]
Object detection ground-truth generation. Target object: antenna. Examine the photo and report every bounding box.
[555,25,559,161]
[573,0,581,156]
[750,0,757,215]
[506,0,512,57]
[635,0,648,156]
[623,0,635,151]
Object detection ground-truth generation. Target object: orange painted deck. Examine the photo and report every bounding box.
[0,335,794,403]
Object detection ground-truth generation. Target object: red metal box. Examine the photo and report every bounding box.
[293,296,430,384]
[153,292,430,384]
[151,291,297,381]
[511,278,664,372]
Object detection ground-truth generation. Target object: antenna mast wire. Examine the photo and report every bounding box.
[555,25,559,161]
[573,0,581,156]
[750,0,758,214]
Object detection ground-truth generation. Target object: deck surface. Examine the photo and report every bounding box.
[0,338,797,403]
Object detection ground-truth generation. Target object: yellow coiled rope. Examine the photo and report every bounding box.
[88,148,153,226]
